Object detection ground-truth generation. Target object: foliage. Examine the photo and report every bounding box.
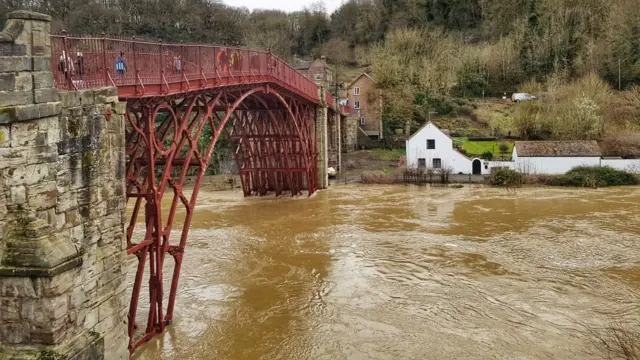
[6,0,640,151]
[499,143,510,153]
[481,151,493,160]
[586,320,640,360]
[550,166,638,187]
[488,168,522,186]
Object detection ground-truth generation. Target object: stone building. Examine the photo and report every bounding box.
[294,56,333,89]
[341,73,382,140]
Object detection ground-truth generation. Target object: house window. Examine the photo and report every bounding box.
[418,158,426,168]
[353,87,360,96]
[427,139,435,149]
[359,117,365,125]
[314,73,322,81]
[354,101,360,109]
[327,73,332,82]
[433,158,442,169]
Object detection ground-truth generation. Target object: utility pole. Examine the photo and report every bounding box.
[428,111,437,123]
[618,58,622,91]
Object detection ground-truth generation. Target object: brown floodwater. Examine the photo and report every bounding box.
[128,185,640,360]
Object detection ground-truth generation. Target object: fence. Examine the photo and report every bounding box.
[50,33,319,101]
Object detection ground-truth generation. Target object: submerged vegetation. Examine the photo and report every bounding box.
[586,320,640,360]
[550,166,639,187]
[489,166,638,188]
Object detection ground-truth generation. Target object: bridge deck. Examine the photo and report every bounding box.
[51,35,320,103]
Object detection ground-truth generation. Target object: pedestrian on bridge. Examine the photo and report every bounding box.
[115,52,127,78]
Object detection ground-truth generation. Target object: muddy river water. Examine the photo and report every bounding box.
[130,185,640,360]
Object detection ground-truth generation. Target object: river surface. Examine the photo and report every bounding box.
[129,185,640,360]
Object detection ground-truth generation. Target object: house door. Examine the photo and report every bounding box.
[472,159,482,175]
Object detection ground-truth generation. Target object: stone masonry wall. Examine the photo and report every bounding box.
[341,114,357,153]
[0,11,128,360]
[316,89,328,189]
[327,111,340,171]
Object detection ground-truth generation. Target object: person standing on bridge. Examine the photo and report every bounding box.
[76,49,85,82]
[217,49,229,73]
[115,52,127,78]
[174,54,182,73]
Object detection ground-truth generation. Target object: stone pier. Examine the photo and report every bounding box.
[342,113,358,152]
[327,102,341,172]
[0,11,128,360]
[315,88,329,189]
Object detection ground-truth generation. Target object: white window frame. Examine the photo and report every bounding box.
[359,117,365,125]
[354,101,360,109]
[314,73,322,81]
[353,87,360,96]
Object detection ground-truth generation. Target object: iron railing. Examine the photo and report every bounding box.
[51,34,319,102]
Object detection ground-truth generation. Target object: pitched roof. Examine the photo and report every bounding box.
[406,122,449,142]
[514,140,602,157]
[293,59,312,70]
[347,73,375,88]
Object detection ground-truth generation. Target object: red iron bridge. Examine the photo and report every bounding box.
[50,34,348,354]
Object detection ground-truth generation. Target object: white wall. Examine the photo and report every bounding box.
[514,156,601,174]
[485,160,514,174]
[406,122,471,174]
[601,159,640,173]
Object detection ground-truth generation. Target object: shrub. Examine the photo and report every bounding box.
[457,105,475,116]
[552,166,638,187]
[361,171,396,184]
[481,151,493,160]
[499,143,509,153]
[488,168,522,186]
[586,320,640,360]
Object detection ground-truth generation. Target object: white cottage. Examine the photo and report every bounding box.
[512,140,602,174]
[406,122,476,174]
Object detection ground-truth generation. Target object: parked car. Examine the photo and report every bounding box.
[511,92,537,102]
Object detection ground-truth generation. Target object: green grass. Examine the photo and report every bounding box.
[453,137,513,157]
[370,148,405,161]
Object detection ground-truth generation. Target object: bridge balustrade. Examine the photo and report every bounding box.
[50,34,319,101]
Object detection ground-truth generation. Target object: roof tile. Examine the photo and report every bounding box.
[515,140,602,157]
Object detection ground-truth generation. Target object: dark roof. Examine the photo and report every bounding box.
[515,140,602,157]
[293,59,312,70]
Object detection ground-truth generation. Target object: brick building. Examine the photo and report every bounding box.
[340,73,382,140]
[294,56,333,89]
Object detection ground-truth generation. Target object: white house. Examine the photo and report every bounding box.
[406,123,640,176]
[406,122,500,174]
[512,141,602,174]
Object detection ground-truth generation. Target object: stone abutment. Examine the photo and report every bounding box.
[0,11,128,360]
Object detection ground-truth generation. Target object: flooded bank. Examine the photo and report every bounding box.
[129,185,640,360]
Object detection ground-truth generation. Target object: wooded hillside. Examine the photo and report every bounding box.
[4,0,639,145]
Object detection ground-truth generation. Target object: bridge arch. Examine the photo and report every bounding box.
[124,85,317,352]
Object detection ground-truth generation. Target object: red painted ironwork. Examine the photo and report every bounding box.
[50,35,329,356]
[123,89,317,354]
[51,34,319,102]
